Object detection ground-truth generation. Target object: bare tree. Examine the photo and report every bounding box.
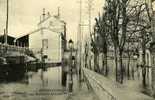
[129,1,152,87]
[84,42,89,68]
[126,0,152,86]
[90,28,100,72]
[94,13,109,76]
[105,0,124,83]
[103,0,151,83]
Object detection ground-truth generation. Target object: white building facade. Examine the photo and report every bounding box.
[28,11,66,63]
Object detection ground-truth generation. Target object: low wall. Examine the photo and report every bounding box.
[83,68,154,100]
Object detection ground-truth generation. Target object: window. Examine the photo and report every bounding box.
[43,55,48,59]
[42,39,48,49]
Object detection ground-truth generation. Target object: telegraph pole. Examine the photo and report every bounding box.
[79,0,82,82]
[77,0,82,82]
[77,0,94,82]
[5,0,9,44]
[87,0,94,35]
[78,0,82,44]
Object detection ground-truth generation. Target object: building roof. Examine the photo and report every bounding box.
[0,34,15,38]
[38,15,52,25]
[16,13,66,40]
[16,28,43,39]
[16,27,63,40]
[38,15,66,26]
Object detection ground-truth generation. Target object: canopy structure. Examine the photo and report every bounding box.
[4,52,36,63]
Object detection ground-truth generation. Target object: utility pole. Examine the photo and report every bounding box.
[87,0,94,35]
[57,7,60,17]
[77,0,82,82]
[41,8,46,63]
[77,0,94,82]
[5,0,9,45]
[78,0,82,46]
[79,0,82,82]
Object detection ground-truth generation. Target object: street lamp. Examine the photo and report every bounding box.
[68,39,74,92]
[72,56,76,71]
[69,39,73,50]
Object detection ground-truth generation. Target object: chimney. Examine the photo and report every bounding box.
[47,12,50,17]
[58,7,60,17]
[42,8,46,20]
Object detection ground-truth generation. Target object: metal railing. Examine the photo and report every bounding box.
[0,43,29,54]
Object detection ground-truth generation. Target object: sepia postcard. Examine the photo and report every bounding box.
[0,0,155,100]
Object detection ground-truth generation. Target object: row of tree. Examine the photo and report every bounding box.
[85,0,153,87]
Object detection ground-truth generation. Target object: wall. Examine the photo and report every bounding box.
[29,28,62,63]
[29,30,42,61]
[28,15,65,63]
[42,29,61,63]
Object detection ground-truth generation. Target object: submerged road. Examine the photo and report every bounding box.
[0,66,67,100]
[0,65,97,100]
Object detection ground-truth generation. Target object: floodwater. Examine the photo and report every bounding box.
[0,65,98,100]
[0,65,68,100]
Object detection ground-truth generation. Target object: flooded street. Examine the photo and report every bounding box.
[0,65,98,100]
[0,66,68,100]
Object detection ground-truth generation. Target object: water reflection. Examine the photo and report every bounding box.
[0,64,26,82]
[0,64,65,100]
[0,64,52,83]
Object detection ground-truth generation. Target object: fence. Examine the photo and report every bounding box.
[0,43,29,55]
[83,68,154,100]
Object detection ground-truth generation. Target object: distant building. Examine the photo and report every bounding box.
[16,9,67,63]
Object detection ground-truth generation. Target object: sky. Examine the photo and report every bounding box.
[0,0,154,42]
[0,0,104,42]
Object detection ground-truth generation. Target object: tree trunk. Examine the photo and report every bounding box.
[127,53,131,80]
[104,51,108,76]
[142,49,146,87]
[94,53,99,72]
[119,50,124,84]
[97,53,100,73]
[142,67,146,87]
[89,56,92,70]
[114,47,119,82]
[102,53,105,75]
[85,54,88,68]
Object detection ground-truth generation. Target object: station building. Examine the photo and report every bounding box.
[16,10,67,63]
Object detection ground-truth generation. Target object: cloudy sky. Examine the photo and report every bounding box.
[0,0,104,42]
[0,0,154,42]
